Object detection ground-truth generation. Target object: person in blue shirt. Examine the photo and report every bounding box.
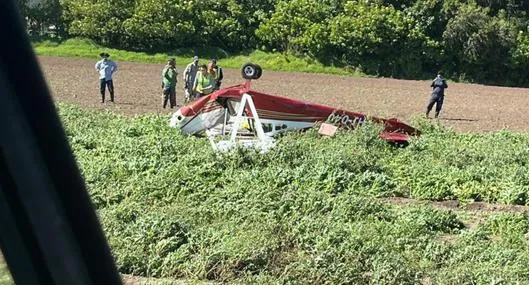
[95,52,118,103]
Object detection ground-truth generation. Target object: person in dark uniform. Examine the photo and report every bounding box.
[210,58,223,90]
[426,72,448,118]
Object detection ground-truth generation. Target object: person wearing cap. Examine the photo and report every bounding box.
[161,58,178,108]
[94,52,118,103]
[210,58,223,90]
[425,72,448,119]
[183,56,199,103]
[193,64,215,98]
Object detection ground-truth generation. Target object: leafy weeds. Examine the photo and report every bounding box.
[59,104,529,283]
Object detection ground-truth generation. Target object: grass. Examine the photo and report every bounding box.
[32,38,361,76]
[1,252,205,285]
[0,254,13,285]
[56,103,529,284]
[122,274,212,284]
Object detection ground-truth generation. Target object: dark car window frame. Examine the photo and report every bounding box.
[0,1,122,284]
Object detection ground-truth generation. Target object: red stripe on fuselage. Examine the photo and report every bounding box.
[177,82,419,137]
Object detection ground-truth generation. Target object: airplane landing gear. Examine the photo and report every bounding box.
[241,63,262,80]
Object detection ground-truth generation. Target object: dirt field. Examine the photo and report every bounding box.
[38,56,529,132]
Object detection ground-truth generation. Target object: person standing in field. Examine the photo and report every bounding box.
[95,52,118,103]
[183,56,199,103]
[161,58,178,108]
[193,64,215,99]
[210,58,223,90]
[425,72,448,119]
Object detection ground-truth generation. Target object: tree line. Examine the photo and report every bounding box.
[18,0,529,86]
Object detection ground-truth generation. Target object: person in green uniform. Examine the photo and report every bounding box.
[161,58,178,108]
[193,64,215,98]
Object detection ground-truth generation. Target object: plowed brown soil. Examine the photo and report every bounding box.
[38,56,529,132]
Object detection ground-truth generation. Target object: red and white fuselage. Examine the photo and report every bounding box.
[170,81,419,143]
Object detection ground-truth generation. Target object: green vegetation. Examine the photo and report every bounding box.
[0,255,13,285]
[33,38,357,75]
[58,103,529,283]
[19,0,529,85]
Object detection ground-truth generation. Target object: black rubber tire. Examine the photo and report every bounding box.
[253,64,262,80]
[241,63,262,80]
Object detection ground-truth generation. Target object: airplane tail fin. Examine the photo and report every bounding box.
[383,118,421,136]
[379,118,420,143]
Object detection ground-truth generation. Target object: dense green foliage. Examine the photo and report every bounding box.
[17,0,64,35]
[58,0,277,51]
[18,0,529,86]
[59,103,529,283]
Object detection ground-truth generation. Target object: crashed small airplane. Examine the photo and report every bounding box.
[169,63,420,152]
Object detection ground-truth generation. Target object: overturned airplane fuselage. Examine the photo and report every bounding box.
[169,80,420,144]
